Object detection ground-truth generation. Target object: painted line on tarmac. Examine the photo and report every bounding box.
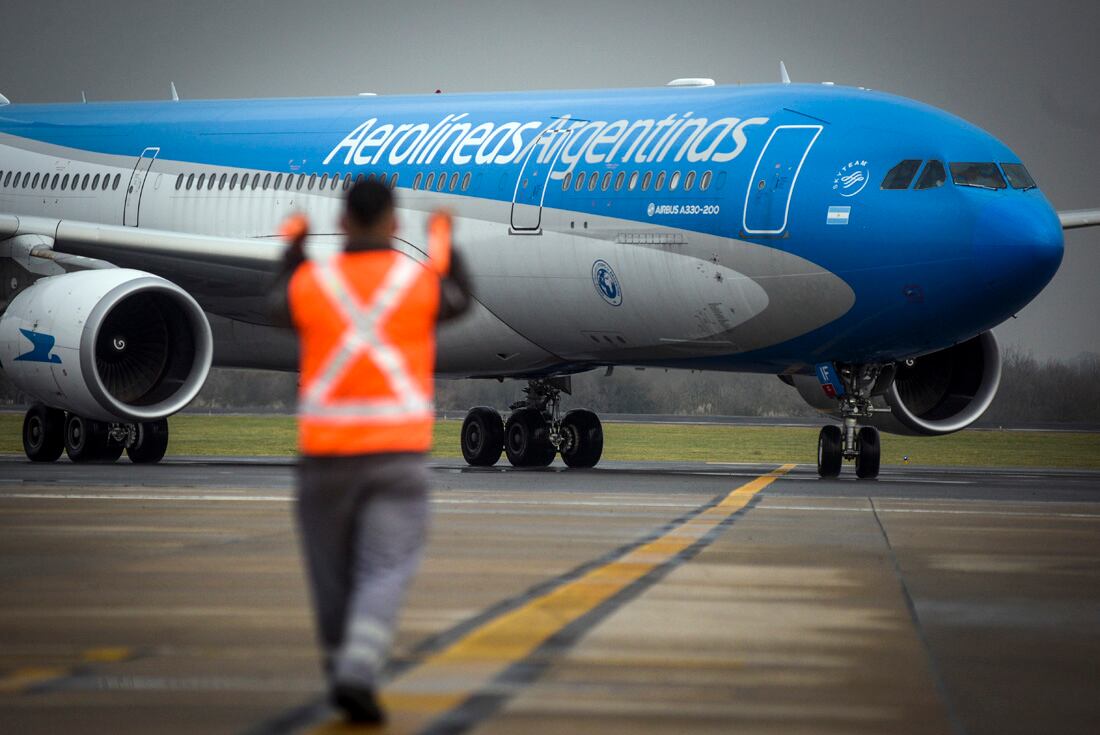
[757,504,1100,520]
[243,464,793,735]
[0,646,136,695]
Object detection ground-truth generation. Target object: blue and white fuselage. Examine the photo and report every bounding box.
[0,83,1067,382]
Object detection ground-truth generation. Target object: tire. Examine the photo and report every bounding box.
[560,409,603,468]
[64,415,110,463]
[22,405,65,463]
[461,407,504,466]
[127,419,170,464]
[504,408,555,467]
[855,426,881,480]
[817,425,843,478]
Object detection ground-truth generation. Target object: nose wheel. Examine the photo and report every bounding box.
[815,363,885,480]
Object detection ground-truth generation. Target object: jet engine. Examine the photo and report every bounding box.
[0,269,213,422]
[792,332,1002,436]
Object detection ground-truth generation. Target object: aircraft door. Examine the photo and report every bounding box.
[510,125,573,233]
[742,125,822,235]
[123,147,160,227]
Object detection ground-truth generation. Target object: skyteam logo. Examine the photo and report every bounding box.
[833,160,870,197]
[14,329,62,364]
[591,260,622,306]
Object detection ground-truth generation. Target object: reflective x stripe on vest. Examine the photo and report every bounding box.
[299,256,432,422]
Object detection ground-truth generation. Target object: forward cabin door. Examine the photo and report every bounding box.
[510,123,574,234]
[742,125,822,235]
[123,147,159,226]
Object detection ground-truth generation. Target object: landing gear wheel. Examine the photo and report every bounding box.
[461,407,504,466]
[505,408,555,467]
[128,419,170,464]
[855,426,880,480]
[559,409,603,468]
[64,415,111,463]
[22,405,65,462]
[817,425,842,478]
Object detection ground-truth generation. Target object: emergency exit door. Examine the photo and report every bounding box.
[742,125,822,235]
[510,126,573,233]
[123,147,159,227]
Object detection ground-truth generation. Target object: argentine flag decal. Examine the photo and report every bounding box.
[826,206,851,225]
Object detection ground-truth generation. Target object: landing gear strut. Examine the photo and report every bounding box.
[20,404,170,464]
[816,364,885,480]
[458,377,604,469]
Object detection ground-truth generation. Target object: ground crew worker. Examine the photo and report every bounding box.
[270,179,471,723]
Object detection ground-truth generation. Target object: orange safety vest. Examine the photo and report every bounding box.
[288,215,452,456]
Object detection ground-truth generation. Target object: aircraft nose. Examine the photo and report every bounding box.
[972,197,1064,309]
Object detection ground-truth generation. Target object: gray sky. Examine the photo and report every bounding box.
[2,0,1097,359]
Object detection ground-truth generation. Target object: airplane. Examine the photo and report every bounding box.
[1,74,1097,478]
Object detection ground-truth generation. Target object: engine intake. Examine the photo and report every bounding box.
[0,269,212,422]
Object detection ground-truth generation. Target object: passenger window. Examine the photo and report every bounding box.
[331,174,340,190]
[113,174,121,190]
[261,173,271,190]
[588,171,598,192]
[655,171,666,191]
[81,174,89,190]
[286,173,294,190]
[425,172,435,190]
[308,174,317,190]
[562,171,572,191]
[881,159,922,189]
[343,173,352,190]
[601,171,612,191]
[355,173,365,184]
[196,173,206,190]
[52,174,60,189]
[461,172,471,191]
[700,171,712,191]
[628,171,638,191]
[614,171,625,191]
[318,174,328,190]
[641,172,652,191]
[574,171,585,191]
[32,173,41,188]
[389,173,398,189]
[437,173,446,191]
[449,172,458,191]
[669,171,681,190]
[296,174,305,190]
[1002,163,1036,190]
[229,174,238,190]
[381,172,391,187]
[914,161,946,190]
[187,173,195,190]
[684,171,696,191]
[950,162,1006,189]
[413,172,422,190]
[207,175,215,190]
[92,174,100,189]
[1,171,8,187]
[41,173,49,190]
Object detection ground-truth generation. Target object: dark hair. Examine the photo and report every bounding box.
[345,178,394,227]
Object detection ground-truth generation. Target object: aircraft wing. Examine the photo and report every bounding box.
[0,213,284,323]
[1059,209,1100,230]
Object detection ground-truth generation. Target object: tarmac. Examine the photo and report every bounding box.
[1,455,1099,734]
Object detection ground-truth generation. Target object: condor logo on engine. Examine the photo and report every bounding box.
[14,328,62,364]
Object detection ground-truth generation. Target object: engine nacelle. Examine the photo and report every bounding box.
[791,332,1002,436]
[0,269,212,422]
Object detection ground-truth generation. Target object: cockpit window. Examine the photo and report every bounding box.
[914,160,946,190]
[949,162,1006,189]
[1001,163,1036,190]
[881,159,922,189]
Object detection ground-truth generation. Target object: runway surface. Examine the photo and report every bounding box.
[1,455,1099,734]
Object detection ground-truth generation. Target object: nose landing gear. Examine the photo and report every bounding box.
[816,364,885,480]
[458,377,604,469]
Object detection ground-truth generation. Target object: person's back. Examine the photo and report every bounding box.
[272,179,470,724]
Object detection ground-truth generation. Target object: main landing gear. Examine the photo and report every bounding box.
[22,403,169,464]
[459,377,604,469]
[816,364,885,480]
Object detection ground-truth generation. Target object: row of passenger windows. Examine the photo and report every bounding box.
[882,159,1037,191]
[412,171,472,192]
[0,169,122,192]
[175,170,400,192]
[563,169,714,194]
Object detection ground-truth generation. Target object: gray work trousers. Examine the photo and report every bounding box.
[295,452,429,688]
